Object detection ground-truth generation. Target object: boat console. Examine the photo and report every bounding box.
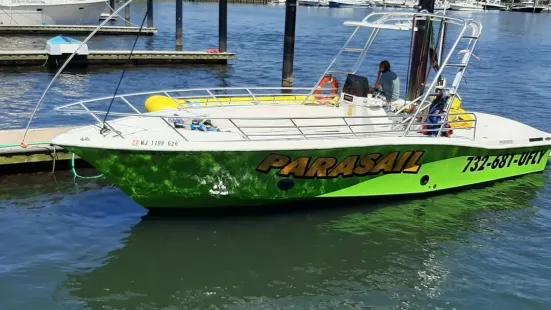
[339,73,393,127]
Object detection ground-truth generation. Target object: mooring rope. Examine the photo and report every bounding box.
[71,153,103,180]
[51,146,56,173]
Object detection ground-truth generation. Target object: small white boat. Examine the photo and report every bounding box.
[449,0,484,10]
[510,1,545,12]
[434,0,451,10]
[298,0,329,6]
[329,0,371,7]
[372,0,406,7]
[372,0,416,7]
[480,0,505,10]
[0,0,107,26]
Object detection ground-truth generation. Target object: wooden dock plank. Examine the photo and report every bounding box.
[0,25,157,36]
[0,50,236,66]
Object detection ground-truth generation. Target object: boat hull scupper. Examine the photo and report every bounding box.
[64,144,550,208]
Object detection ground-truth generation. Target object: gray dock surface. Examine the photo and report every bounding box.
[0,50,236,66]
[0,127,92,175]
[0,127,73,156]
[0,25,157,36]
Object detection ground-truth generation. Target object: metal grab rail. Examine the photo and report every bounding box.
[58,96,478,142]
[54,87,327,113]
[167,113,478,141]
[404,18,482,136]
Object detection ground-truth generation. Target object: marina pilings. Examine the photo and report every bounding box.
[406,0,435,101]
[109,0,116,14]
[147,0,154,28]
[176,0,184,50]
[281,0,297,87]
[219,0,228,53]
[125,4,131,27]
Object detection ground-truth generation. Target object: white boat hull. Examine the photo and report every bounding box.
[298,0,328,6]
[0,0,106,25]
[449,3,484,10]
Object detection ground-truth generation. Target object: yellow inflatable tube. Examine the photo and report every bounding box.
[144,95,339,112]
[447,96,475,128]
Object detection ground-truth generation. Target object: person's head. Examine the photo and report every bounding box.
[379,60,391,72]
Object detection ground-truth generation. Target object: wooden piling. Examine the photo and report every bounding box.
[176,0,183,50]
[406,0,435,101]
[281,0,297,88]
[110,0,115,14]
[125,3,131,27]
[219,0,228,53]
[147,0,154,28]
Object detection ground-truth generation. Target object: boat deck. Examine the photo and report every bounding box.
[51,103,551,152]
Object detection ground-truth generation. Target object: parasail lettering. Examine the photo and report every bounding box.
[256,151,424,179]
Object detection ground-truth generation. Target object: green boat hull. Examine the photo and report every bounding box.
[66,145,551,209]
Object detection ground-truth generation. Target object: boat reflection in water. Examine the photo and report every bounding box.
[60,172,547,309]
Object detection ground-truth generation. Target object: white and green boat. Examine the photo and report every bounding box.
[50,12,551,209]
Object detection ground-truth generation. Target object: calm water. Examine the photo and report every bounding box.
[1,3,551,309]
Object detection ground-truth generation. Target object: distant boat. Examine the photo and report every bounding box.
[298,0,329,6]
[372,0,407,7]
[328,0,371,8]
[449,0,484,11]
[434,0,450,10]
[0,0,107,26]
[510,1,545,12]
[480,0,506,10]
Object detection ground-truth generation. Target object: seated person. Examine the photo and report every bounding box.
[374,60,400,104]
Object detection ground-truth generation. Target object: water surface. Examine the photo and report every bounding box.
[1,5,551,310]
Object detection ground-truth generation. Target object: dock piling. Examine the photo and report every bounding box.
[109,0,115,14]
[406,0,435,101]
[147,0,154,28]
[176,0,183,50]
[125,4,131,27]
[281,0,297,88]
[219,0,228,52]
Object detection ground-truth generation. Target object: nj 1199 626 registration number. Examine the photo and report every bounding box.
[462,150,547,173]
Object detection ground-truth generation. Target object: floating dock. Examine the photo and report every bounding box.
[0,50,236,67]
[0,25,157,36]
[0,127,91,175]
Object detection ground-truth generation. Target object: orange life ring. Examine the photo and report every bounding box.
[314,75,339,103]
